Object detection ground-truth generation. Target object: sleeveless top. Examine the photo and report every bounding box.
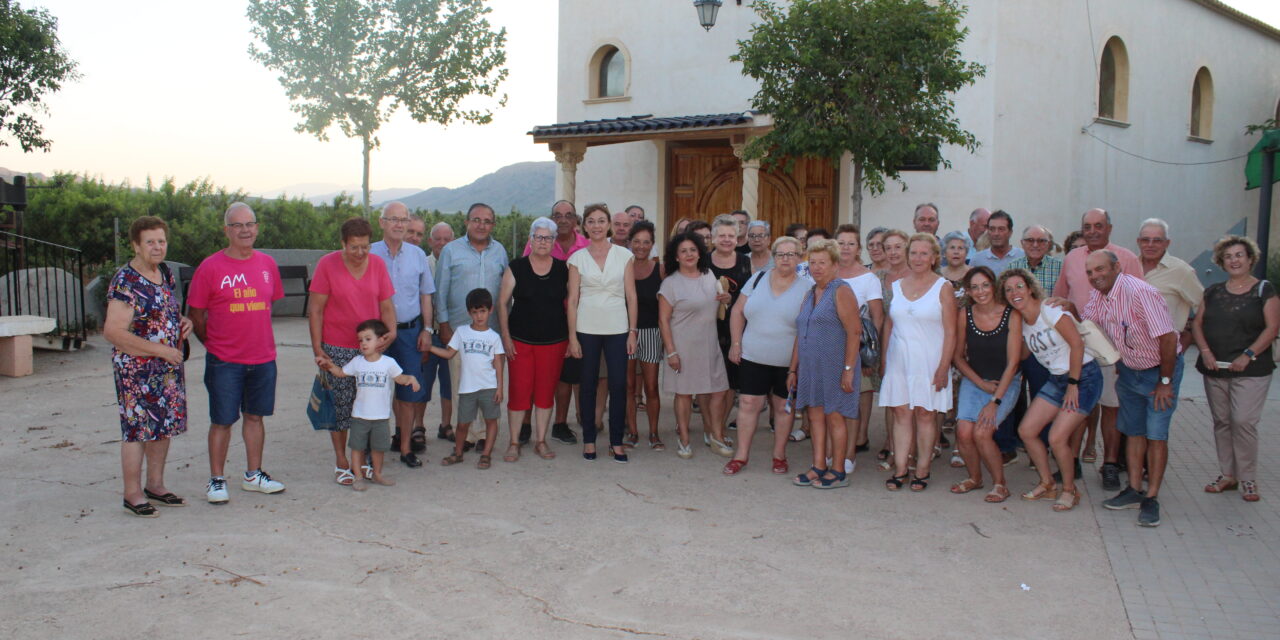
[508,256,569,344]
[1196,280,1277,378]
[965,305,1013,380]
[634,261,662,329]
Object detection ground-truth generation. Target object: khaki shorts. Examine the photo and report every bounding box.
[1100,363,1119,408]
[458,389,501,424]
[349,417,390,452]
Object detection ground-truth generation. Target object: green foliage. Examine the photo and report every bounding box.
[0,0,79,152]
[247,0,508,210]
[731,0,984,195]
[1245,120,1278,136]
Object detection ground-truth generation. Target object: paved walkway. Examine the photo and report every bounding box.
[1088,360,1280,640]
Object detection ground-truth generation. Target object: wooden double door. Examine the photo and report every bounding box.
[667,142,837,235]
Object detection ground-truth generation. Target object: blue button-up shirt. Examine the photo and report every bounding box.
[433,236,508,327]
[370,240,435,324]
[970,246,1025,274]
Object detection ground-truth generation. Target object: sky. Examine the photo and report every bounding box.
[3,0,1279,196]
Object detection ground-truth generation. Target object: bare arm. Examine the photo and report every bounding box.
[728,290,749,365]
[1191,301,1212,368]
[492,354,505,404]
[393,373,421,391]
[496,268,517,359]
[934,282,958,390]
[623,256,638,356]
[951,307,983,386]
[658,293,679,372]
[566,264,582,358]
[188,307,208,344]
[103,300,183,364]
[379,298,398,352]
[834,286,861,393]
[1054,313,1086,413]
[308,292,328,361]
[416,292,434,353]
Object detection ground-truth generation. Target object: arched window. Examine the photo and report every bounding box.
[1098,36,1129,122]
[589,45,628,99]
[1190,67,1214,139]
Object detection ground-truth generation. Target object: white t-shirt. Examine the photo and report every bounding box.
[447,324,505,393]
[843,272,883,313]
[342,354,403,420]
[1022,304,1094,375]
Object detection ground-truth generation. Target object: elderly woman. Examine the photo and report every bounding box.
[950,266,1024,502]
[1193,235,1278,502]
[309,218,396,486]
[105,216,191,517]
[567,203,638,462]
[865,227,890,272]
[789,239,861,489]
[709,215,753,444]
[726,236,811,474]
[941,231,971,289]
[746,220,774,273]
[659,232,731,459]
[498,216,569,461]
[626,221,665,449]
[872,228,910,466]
[879,234,957,492]
[1001,269,1102,511]
[834,224,884,471]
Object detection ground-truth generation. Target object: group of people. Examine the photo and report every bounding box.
[106,199,1276,529]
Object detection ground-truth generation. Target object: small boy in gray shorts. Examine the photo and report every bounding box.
[323,319,421,490]
[429,288,505,469]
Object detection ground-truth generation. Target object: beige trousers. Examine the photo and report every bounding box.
[1204,375,1271,483]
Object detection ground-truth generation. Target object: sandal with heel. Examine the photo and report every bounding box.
[910,474,930,492]
[885,473,908,491]
[1022,482,1059,501]
[1053,488,1081,512]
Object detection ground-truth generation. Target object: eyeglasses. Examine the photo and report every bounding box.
[226,222,258,230]
[382,216,410,225]
[747,233,769,240]
[773,251,800,260]
[1022,238,1049,245]
[531,234,555,243]
[469,218,495,226]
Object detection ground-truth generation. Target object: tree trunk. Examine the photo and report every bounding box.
[850,161,863,229]
[361,133,373,215]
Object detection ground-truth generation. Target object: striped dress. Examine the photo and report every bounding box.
[794,279,861,417]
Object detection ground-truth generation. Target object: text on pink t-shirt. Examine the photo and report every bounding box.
[309,251,395,349]
[186,250,284,364]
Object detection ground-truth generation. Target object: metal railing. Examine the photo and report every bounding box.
[0,230,87,349]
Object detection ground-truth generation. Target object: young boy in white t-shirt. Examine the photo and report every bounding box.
[429,288,505,469]
[323,319,421,490]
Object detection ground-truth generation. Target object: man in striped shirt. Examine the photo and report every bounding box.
[1078,250,1181,528]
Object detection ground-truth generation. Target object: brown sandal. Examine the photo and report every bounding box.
[441,454,464,466]
[503,444,520,463]
[476,454,491,470]
[950,478,983,494]
[1052,488,1081,512]
[1204,475,1238,493]
[984,484,1010,503]
[1021,482,1059,501]
[534,442,556,459]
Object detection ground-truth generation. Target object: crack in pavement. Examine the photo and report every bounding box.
[474,568,672,637]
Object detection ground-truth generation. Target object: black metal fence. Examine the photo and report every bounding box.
[0,230,87,349]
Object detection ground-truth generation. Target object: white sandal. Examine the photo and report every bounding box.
[950,451,965,468]
[334,467,354,486]
[789,428,808,442]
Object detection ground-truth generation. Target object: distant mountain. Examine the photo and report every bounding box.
[258,185,423,207]
[397,161,554,215]
[0,168,48,183]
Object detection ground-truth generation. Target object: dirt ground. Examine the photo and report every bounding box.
[0,318,1134,639]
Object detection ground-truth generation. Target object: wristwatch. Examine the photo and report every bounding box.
[843,365,853,371]
[1066,377,1079,386]
[993,398,1003,406]
[1160,376,1172,385]
[1244,348,1257,361]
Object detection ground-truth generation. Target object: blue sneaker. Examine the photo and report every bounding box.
[1103,486,1145,510]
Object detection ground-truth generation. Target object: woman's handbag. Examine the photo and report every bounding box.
[306,373,337,431]
[859,304,880,365]
[1075,318,1120,367]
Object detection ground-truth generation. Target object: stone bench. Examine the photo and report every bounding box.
[0,315,56,377]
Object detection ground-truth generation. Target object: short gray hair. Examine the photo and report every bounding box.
[712,213,738,231]
[380,201,408,219]
[529,216,557,237]
[1100,249,1119,265]
[224,202,255,225]
[914,203,939,218]
[942,230,969,250]
[1139,218,1169,238]
[1022,224,1053,243]
[747,220,770,232]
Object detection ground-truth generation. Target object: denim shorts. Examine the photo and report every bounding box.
[383,324,427,403]
[1115,357,1184,442]
[1036,360,1103,415]
[956,374,1022,424]
[204,352,277,425]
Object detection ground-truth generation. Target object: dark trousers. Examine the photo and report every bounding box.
[577,331,629,447]
[997,355,1052,452]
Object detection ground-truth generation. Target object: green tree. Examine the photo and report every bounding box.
[0,0,79,152]
[731,0,984,223]
[247,0,508,211]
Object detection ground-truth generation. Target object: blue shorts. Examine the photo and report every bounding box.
[204,353,277,426]
[1036,360,1103,415]
[956,374,1022,424]
[384,323,428,403]
[1115,357,1184,442]
[422,332,452,401]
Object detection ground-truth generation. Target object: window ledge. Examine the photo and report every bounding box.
[1093,117,1130,128]
[584,96,631,105]
[1187,135,1213,144]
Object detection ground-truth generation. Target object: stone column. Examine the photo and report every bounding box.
[732,141,760,218]
[552,143,586,205]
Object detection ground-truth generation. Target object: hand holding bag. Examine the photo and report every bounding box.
[306,373,337,431]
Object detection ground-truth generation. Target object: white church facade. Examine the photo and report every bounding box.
[529,0,1280,272]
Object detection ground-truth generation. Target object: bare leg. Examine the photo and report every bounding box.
[956,420,983,485]
[1100,405,1121,464]
[642,362,661,439]
[483,419,499,457]
[731,393,767,463]
[329,431,350,470]
[121,442,145,505]
[770,395,793,461]
[209,424,232,477]
[452,423,471,457]
[1018,399,1061,487]
[891,406,913,477]
[242,413,265,471]
[532,406,553,444]
[370,450,394,485]
[350,448,366,491]
[914,408,937,480]
[1047,412,1088,493]
[974,421,1006,488]
[412,400,427,430]
[626,362,639,437]
[393,398,413,455]
[807,406,829,471]
[826,411,848,474]
[674,394,693,447]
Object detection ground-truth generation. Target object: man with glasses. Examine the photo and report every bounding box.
[1137,218,1202,352]
[370,201,436,468]
[435,202,508,450]
[968,210,1023,273]
[1007,225,1062,293]
[187,202,286,503]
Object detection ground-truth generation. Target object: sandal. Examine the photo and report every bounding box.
[788,429,808,442]
[814,469,849,489]
[772,457,789,474]
[950,451,965,468]
[440,454,465,466]
[723,459,746,476]
[624,432,639,448]
[534,442,556,460]
[437,424,455,441]
[1204,475,1238,494]
[950,478,983,494]
[503,444,520,463]
[910,474,930,492]
[876,448,891,462]
[984,484,1010,503]
[476,454,492,470]
[648,434,666,451]
[1021,482,1059,501]
[334,467,355,486]
[1241,480,1260,502]
[793,466,823,487]
[1081,447,1097,464]
[144,489,187,506]
[885,473,908,491]
[123,499,159,518]
[411,426,428,452]
[1052,488,1081,512]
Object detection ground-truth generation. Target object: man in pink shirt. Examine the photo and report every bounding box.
[1050,208,1141,491]
[188,203,286,504]
[524,199,589,260]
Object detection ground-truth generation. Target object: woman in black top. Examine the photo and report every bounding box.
[497,217,570,461]
[1192,235,1279,502]
[950,266,1024,503]
[709,214,753,445]
[627,221,665,448]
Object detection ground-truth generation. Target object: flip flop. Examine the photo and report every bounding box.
[503,444,520,463]
[123,499,159,518]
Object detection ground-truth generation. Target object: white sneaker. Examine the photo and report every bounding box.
[242,469,285,494]
[844,458,856,474]
[206,477,229,504]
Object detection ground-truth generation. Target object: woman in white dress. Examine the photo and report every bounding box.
[879,234,958,492]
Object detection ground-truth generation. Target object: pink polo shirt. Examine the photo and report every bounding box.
[1053,243,1142,312]
[1082,273,1178,370]
[524,232,589,261]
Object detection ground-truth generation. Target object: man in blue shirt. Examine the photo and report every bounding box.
[370,201,435,468]
[968,210,1025,274]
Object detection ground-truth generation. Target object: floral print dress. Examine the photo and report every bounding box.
[109,263,187,442]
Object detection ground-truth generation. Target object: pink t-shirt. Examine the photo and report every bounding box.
[523,232,589,261]
[309,251,394,349]
[1052,243,1142,312]
[187,250,284,364]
